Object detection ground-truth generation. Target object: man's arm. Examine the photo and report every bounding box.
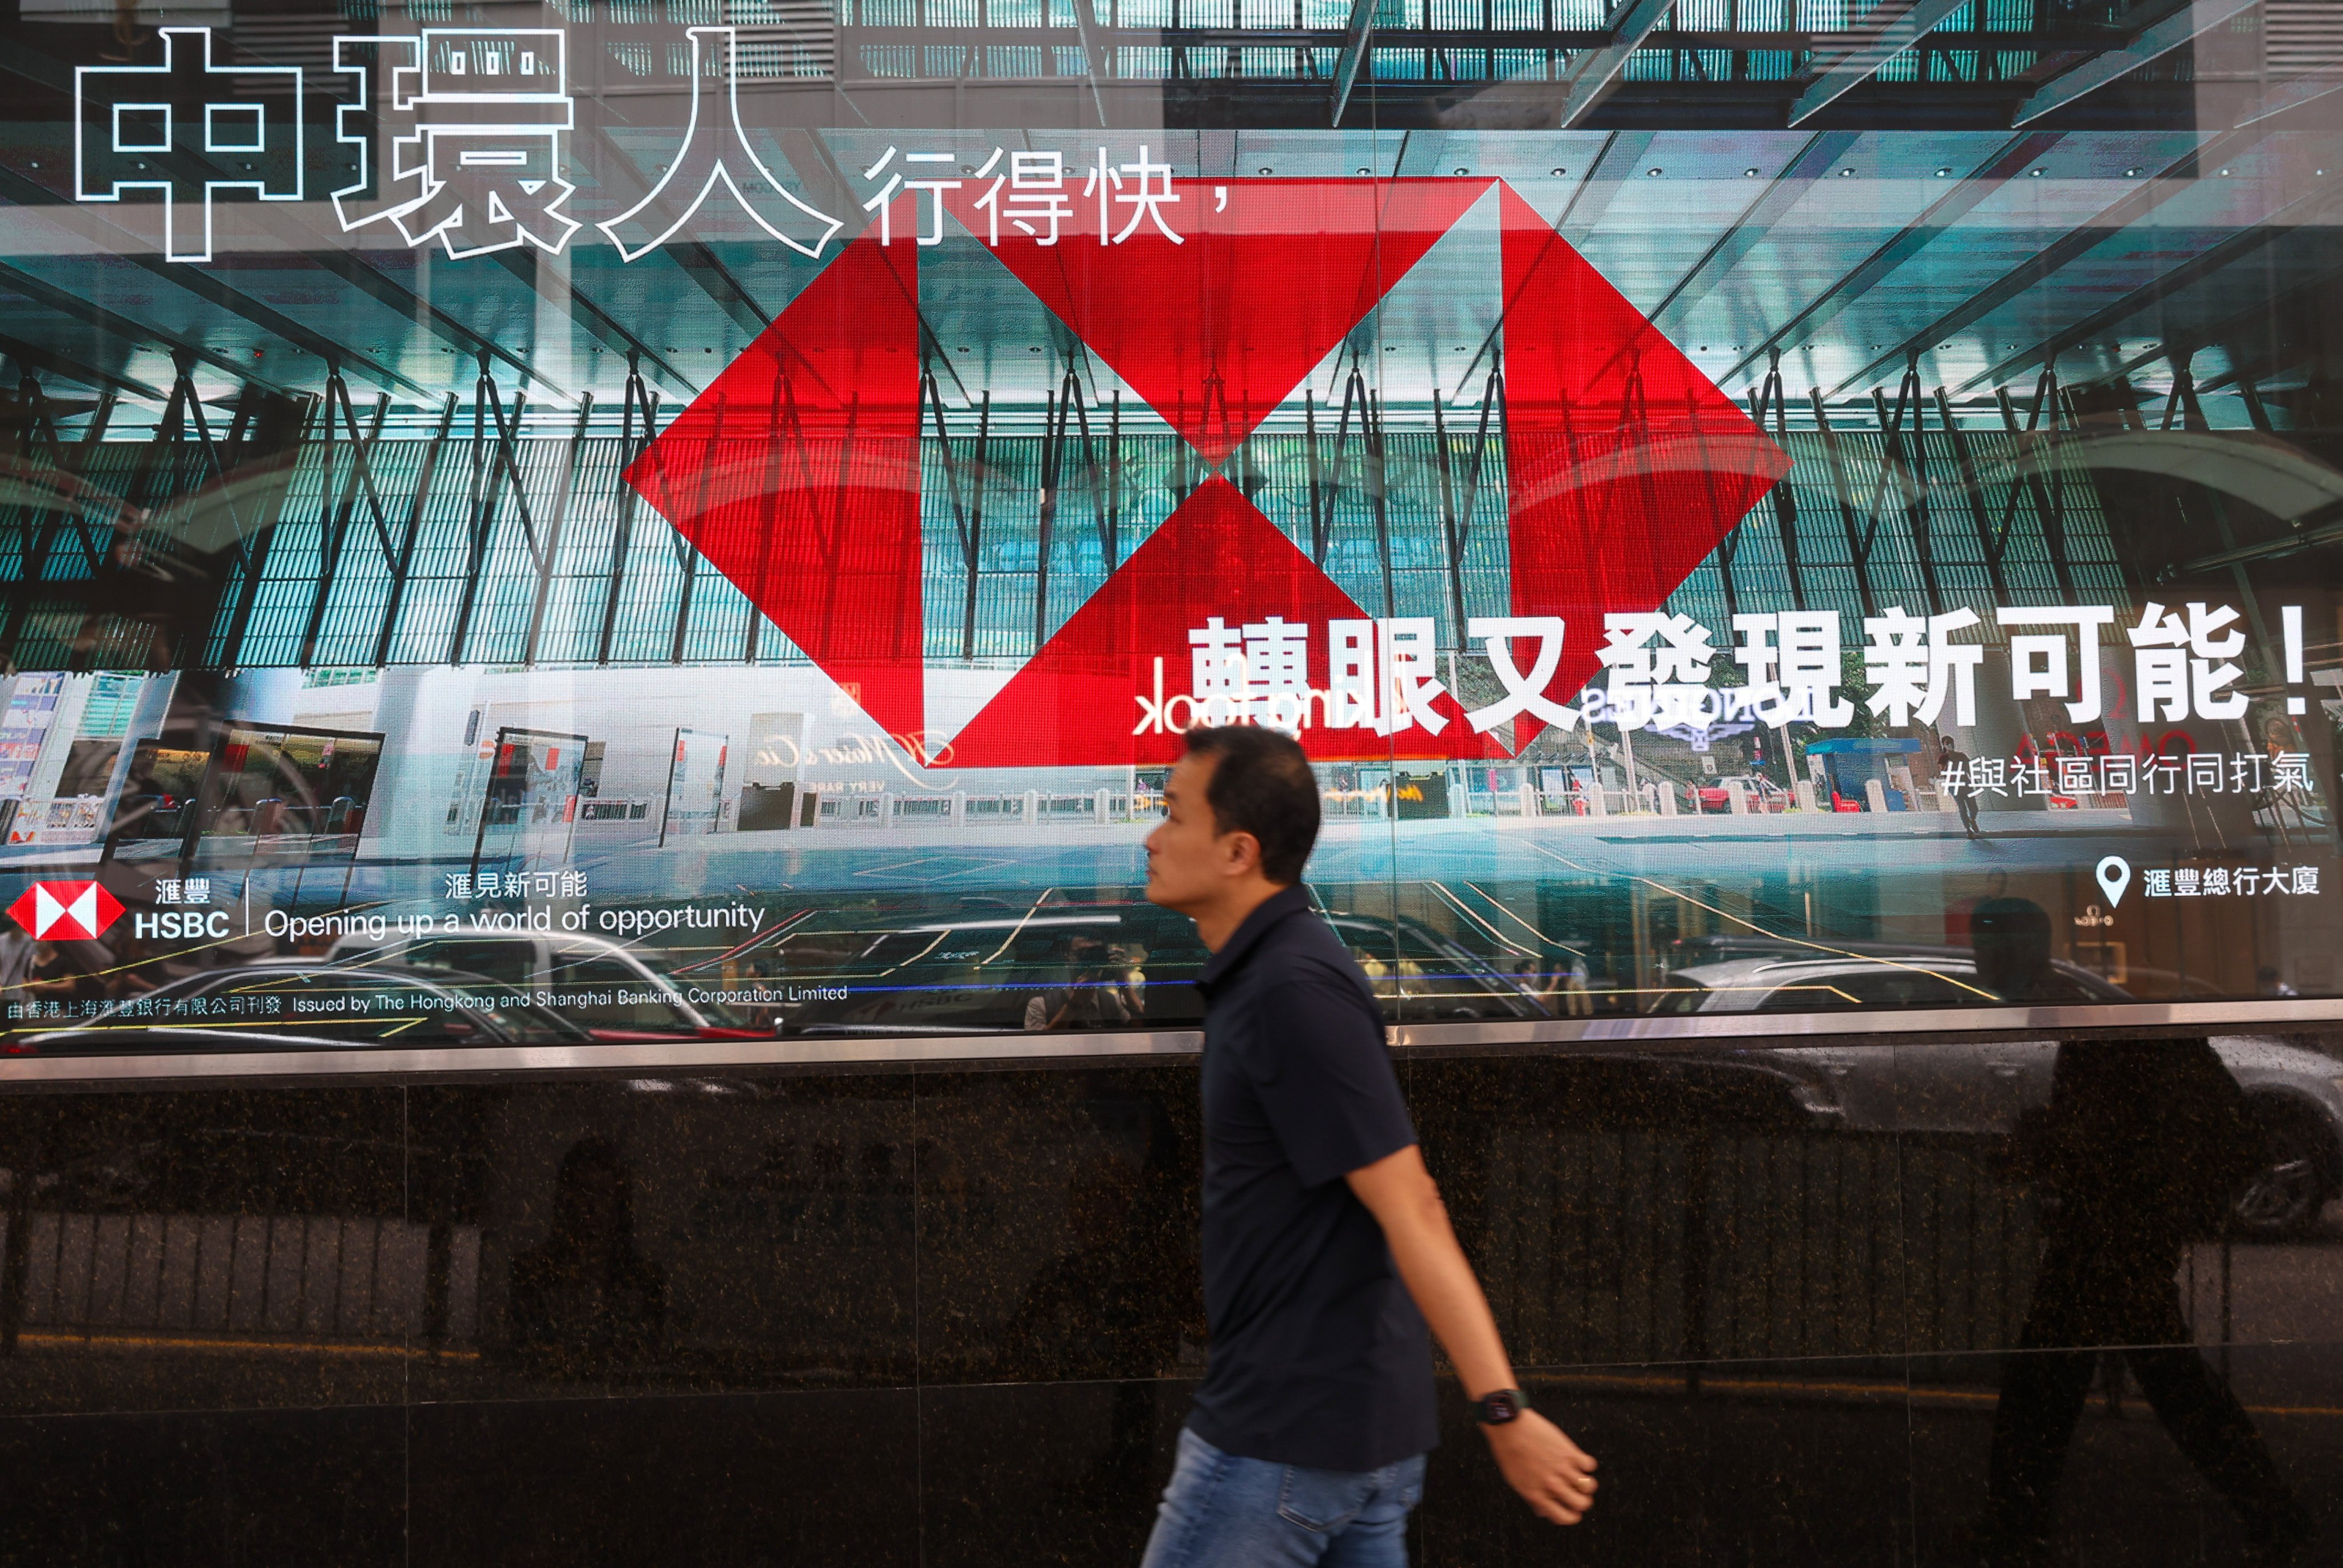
[1347,1144,1598,1526]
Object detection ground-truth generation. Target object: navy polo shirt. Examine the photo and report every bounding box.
[1184,884,1438,1473]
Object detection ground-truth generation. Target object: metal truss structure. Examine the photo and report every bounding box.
[758,0,2326,130]
[0,1,2334,686]
[0,348,2188,680]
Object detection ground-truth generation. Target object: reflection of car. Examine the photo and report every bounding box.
[11,963,590,1054]
[781,902,1548,1036]
[2196,1036,2343,1238]
[1660,950,2343,1238]
[326,929,769,1040]
[1654,951,2112,1016]
[1693,775,1788,812]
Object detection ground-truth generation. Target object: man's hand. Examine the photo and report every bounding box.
[1345,1148,1599,1526]
[1483,1410,1597,1525]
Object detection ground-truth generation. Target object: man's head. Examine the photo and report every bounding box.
[1144,727,1320,926]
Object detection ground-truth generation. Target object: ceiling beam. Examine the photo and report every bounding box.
[2237,74,2343,129]
[1789,0,1971,126]
[1555,0,1678,129]
[666,243,775,339]
[0,259,296,399]
[1552,131,1653,243]
[492,251,700,401]
[305,247,551,397]
[2015,0,2259,126]
[1649,130,1859,336]
[0,166,429,402]
[1722,132,2059,390]
[1069,0,1113,127]
[114,256,429,402]
[1331,0,1380,125]
[1824,124,2277,399]
[1957,181,2343,395]
[0,331,165,402]
[583,121,773,340]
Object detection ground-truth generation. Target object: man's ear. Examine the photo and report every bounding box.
[1220,829,1264,879]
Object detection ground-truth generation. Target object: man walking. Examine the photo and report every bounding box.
[1138,726,1597,1566]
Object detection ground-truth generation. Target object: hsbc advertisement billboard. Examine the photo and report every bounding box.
[0,67,2339,1053]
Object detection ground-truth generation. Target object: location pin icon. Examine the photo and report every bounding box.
[2095,855,2131,908]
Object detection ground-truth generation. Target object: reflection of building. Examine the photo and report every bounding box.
[0,383,2142,696]
[1805,736,1928,811]
[0,6,2331,1017]
[2,14,2342,1559]
[0,671,173,847]
[103,720,384,890]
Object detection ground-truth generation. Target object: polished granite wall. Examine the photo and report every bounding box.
[2,1041,2338,1565]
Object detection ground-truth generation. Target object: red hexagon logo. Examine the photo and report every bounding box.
[7,880,126,941]
[626,178,1788,767]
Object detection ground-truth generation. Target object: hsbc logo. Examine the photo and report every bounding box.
[7,880,126,941]
[625,176,1785,771]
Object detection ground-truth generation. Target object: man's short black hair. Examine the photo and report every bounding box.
[1184,727,1320,886]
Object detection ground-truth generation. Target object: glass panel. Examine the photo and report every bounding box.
[0,0,2332,1050]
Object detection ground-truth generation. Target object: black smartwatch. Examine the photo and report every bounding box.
[1472,1388,1528,1426]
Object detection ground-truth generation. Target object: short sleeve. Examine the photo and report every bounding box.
[1240,962,1417,1188]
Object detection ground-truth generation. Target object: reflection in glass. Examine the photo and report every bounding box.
[0,3,2332,1054]
[1984,1041,2310,1565]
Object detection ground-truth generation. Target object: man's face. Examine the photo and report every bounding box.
[1145,752,1233,915]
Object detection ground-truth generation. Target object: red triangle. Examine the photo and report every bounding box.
[1499,184,1790,747]
[943,178,1491,465]
[941,478,1506,769]
[625,217,926,740]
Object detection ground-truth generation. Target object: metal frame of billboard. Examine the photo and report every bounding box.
[6,1000,2343,1086]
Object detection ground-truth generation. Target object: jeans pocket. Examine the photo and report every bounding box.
[1276,1464,1375,1533]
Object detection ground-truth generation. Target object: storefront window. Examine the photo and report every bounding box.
[0,1,2336,1051]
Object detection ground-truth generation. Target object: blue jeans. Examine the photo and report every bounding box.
[1139,1427,1427,1568]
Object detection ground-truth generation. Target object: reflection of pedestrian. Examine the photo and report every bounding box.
[0,924,35,993]
[21,942,108,1010]
[1971,896,2053,1002]
[508,1138,665,1369]
[1109,943,1150,1019]
[1941,736,1981,837]
[1552,951,1593,1018]
[1029,934,1135,1031]
[1985,1040,2311,1565]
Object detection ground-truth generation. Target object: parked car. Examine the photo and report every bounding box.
[10,962,590,1054]
[781,900,1548,1036]
[326,928,772,1040]
[1656,950,2343,1237]
[1694,775,1790,812]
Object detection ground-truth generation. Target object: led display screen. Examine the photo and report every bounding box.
[0,7,2337,1055]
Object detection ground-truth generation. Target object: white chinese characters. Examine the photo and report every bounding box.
[333,29,579,259]
[2128,601,2249,722]
[444,870,589,901]
[77,27,303,264]
[1132,599,2320,766]
[2141,864,2318,899]
[76,33,1193,266]
[598,28,841,261]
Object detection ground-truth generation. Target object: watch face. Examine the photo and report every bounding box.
[1481,1392,1519,1423]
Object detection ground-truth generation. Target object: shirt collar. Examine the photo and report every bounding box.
[1198,884,1312,991]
